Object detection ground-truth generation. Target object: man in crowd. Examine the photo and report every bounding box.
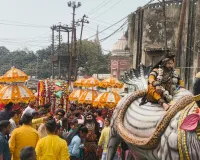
[20,146,36,160]
[0,120,11,160]
[0,103,13,120]
[54,109,65,124]
[21,101,36,117]
[9,113,39,160]
[68,127,88,160]
[96,109,104,130]
[35,117,70,160]
[98,118,118,160]
[9,111,17,134]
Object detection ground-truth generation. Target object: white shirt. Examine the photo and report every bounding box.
[97,120,103,128]
[21,106,36,117]
[9,118,16,133]
[77,115,84,124]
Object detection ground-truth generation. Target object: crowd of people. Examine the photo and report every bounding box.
[0,101,120,160]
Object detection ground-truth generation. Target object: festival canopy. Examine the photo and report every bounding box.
[83,77,100,88]
[73,78,85,87]
[69,89,84,101]
[78,90,98,104]
[93,91,121,108]
[93,92,104,108]
[0,67,28,82]
[0,84,35,104]
[99,77,123,88]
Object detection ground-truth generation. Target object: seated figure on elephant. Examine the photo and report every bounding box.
[141,54,184,111]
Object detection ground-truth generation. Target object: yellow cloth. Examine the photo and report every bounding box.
[35,134,70,160]
[9,125,39,160]
[32,117,44,129]
[98,126,110,152]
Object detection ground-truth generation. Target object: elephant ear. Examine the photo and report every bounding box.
[180,114,200,131]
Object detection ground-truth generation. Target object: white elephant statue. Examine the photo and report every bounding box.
[107,65,200,160]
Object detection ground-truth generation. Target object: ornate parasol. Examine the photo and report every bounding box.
[74,78,85,87]
[78,90,98,104]
[93,91,121,108]
[69,89,84,101]
[99,77,123,88]
[0,84,35,104]
[93,92,104,108]
[0,67,28,82]
[83,77,100,88]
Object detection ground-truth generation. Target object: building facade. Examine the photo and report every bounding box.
[111,35,131,79]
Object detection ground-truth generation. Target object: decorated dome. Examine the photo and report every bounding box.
[112,35,128,55]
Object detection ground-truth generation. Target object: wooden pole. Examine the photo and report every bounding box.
[176,0,187,67]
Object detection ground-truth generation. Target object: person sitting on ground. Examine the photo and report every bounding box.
[0,120,11,160]
[20,146,36,160]
[35,117,70,160]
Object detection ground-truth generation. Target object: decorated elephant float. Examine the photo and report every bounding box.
[107,63,200,160]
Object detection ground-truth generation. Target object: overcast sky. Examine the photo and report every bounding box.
[0,0,151,53]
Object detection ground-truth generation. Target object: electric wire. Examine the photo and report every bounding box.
[93,0,124,19]
[88,0,113,15]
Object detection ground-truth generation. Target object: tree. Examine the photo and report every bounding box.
[0,39,111,79]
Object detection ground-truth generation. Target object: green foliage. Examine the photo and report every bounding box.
[0,40,110,79]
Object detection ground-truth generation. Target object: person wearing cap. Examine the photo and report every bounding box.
[0,103,13,121]
[0,120,11,160]
[9,113,39,160]
[140,54,184,111]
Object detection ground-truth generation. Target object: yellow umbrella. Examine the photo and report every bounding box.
[93,92,104,108]
[99,77,123,88]
[78,90,98,104]
[0,67,28,82]
[83,77,100,87]
[74,78,85,87]
[0,84,35,104]
[93,91,121,108]
[69,89,84,101]
[0,84,7,90]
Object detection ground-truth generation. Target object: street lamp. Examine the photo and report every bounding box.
[67,1,81,8]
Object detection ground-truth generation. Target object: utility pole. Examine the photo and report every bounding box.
[36,54,38,78]
[67,1,81,85]
[75,14,89,80]
[51,25,56,79]
[58,23,61,78]
[162,0,167,55]
[176,0,187,67]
